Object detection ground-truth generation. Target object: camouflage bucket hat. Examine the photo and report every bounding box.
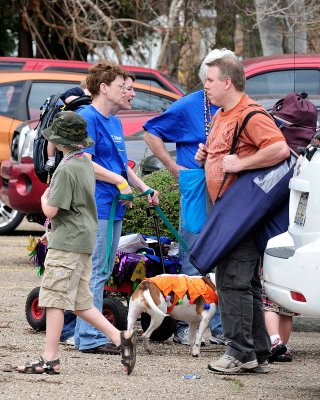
[42,111,94,149]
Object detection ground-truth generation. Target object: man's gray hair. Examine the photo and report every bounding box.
[198,48,237,84]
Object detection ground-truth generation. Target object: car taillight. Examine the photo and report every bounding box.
[128,160,136,169]
[290,291,306,302]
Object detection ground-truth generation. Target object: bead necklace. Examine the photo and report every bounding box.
[203,91,214,137]
[44,149,83,237]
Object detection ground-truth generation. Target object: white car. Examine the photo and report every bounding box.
[263,134,320,317]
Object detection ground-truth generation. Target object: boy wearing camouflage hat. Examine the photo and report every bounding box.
[15,111,136,376]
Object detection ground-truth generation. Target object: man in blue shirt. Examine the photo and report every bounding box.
[143,48,236,346]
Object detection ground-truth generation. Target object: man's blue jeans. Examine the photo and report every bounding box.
[60,311,76,341]
[176,226,223,336]
[75,219,122,351]
[210,304,223,336]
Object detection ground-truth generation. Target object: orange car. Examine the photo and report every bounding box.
[0,71,180,234]
[0,70,180,163]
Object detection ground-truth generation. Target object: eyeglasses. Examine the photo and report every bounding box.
[110,83,125,91]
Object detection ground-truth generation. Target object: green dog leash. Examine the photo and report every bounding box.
[103,188,188,274]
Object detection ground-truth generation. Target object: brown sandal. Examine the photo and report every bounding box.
[118,331,136,375]
[15,356,60,375]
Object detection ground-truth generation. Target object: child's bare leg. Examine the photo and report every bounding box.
[76,307,136,375]
[45,142,57,171]
[279,315,293,344]
[76,307,126,346]
[47,142,56,157]
[264,310,280,336]
[43,308,64,361]
[15,307,63,373]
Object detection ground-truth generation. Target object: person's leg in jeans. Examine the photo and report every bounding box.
[210,305,222,334]
[60,311,76,342]
[75,219,122,351]
[174,226,202,344]
[209,305,228,345]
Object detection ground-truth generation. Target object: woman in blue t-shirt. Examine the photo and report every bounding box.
[75,62,159,354]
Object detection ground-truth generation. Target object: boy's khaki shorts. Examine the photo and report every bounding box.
[39,249,94,311]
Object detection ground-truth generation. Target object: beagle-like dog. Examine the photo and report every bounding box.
[127,273,218,357]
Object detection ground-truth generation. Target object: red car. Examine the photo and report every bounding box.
[0,56,186,96]
[243,53,320,96]
[2,53,320,234]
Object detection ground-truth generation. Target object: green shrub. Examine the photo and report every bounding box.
[122,169,180,239]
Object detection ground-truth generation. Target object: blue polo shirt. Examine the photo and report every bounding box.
[143,90,219,169]
[78,104,128,220]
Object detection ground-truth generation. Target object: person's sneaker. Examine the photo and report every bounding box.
[208,354,258,374]
[173,327,189,345]
[65,336,75,346]
[268,338,287,363]
[60,336,75,346]
[44,161,55,173]
[275,348,293,362]
[173,327,206,346]
[245,360,270,374]
[210,333,228,346]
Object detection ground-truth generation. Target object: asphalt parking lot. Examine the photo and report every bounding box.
[0,219,319,400]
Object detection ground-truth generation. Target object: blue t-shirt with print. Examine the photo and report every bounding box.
[78,104,128,220]
[143,90,219,169]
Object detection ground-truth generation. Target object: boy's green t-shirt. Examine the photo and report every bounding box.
[47,155,98,254]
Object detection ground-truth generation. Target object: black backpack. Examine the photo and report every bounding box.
[33,93,91,183]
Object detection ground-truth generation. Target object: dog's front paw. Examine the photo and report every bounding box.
[191,346,200,357]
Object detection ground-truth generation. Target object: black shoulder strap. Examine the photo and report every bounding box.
[215,109,269,202]
[230,110,269,154]
[36,93,64,135]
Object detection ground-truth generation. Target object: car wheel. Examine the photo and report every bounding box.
[0,200,25,234]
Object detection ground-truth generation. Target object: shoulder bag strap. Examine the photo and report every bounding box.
[215,109,269,202]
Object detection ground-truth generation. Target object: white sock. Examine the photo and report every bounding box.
[270,334,281,344]
[46,156,55,166]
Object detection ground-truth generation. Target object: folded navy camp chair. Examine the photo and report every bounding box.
[189,154,296,275]
[254,201,289,257]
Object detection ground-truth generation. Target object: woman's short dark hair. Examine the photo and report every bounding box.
[86,61,127,96]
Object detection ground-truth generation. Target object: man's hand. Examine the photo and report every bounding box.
[167,164,186,181]
[195,143,208,164]
[222,141,290,173]
[222,154,244,173]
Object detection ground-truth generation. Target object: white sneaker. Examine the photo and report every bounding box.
[61,336,75,346]
[173,327,189,345]
[208,354,258,374]
[173,327,205,346]
[210,333,228,345]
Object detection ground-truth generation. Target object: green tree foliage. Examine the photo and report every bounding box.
[122,170,180,239]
